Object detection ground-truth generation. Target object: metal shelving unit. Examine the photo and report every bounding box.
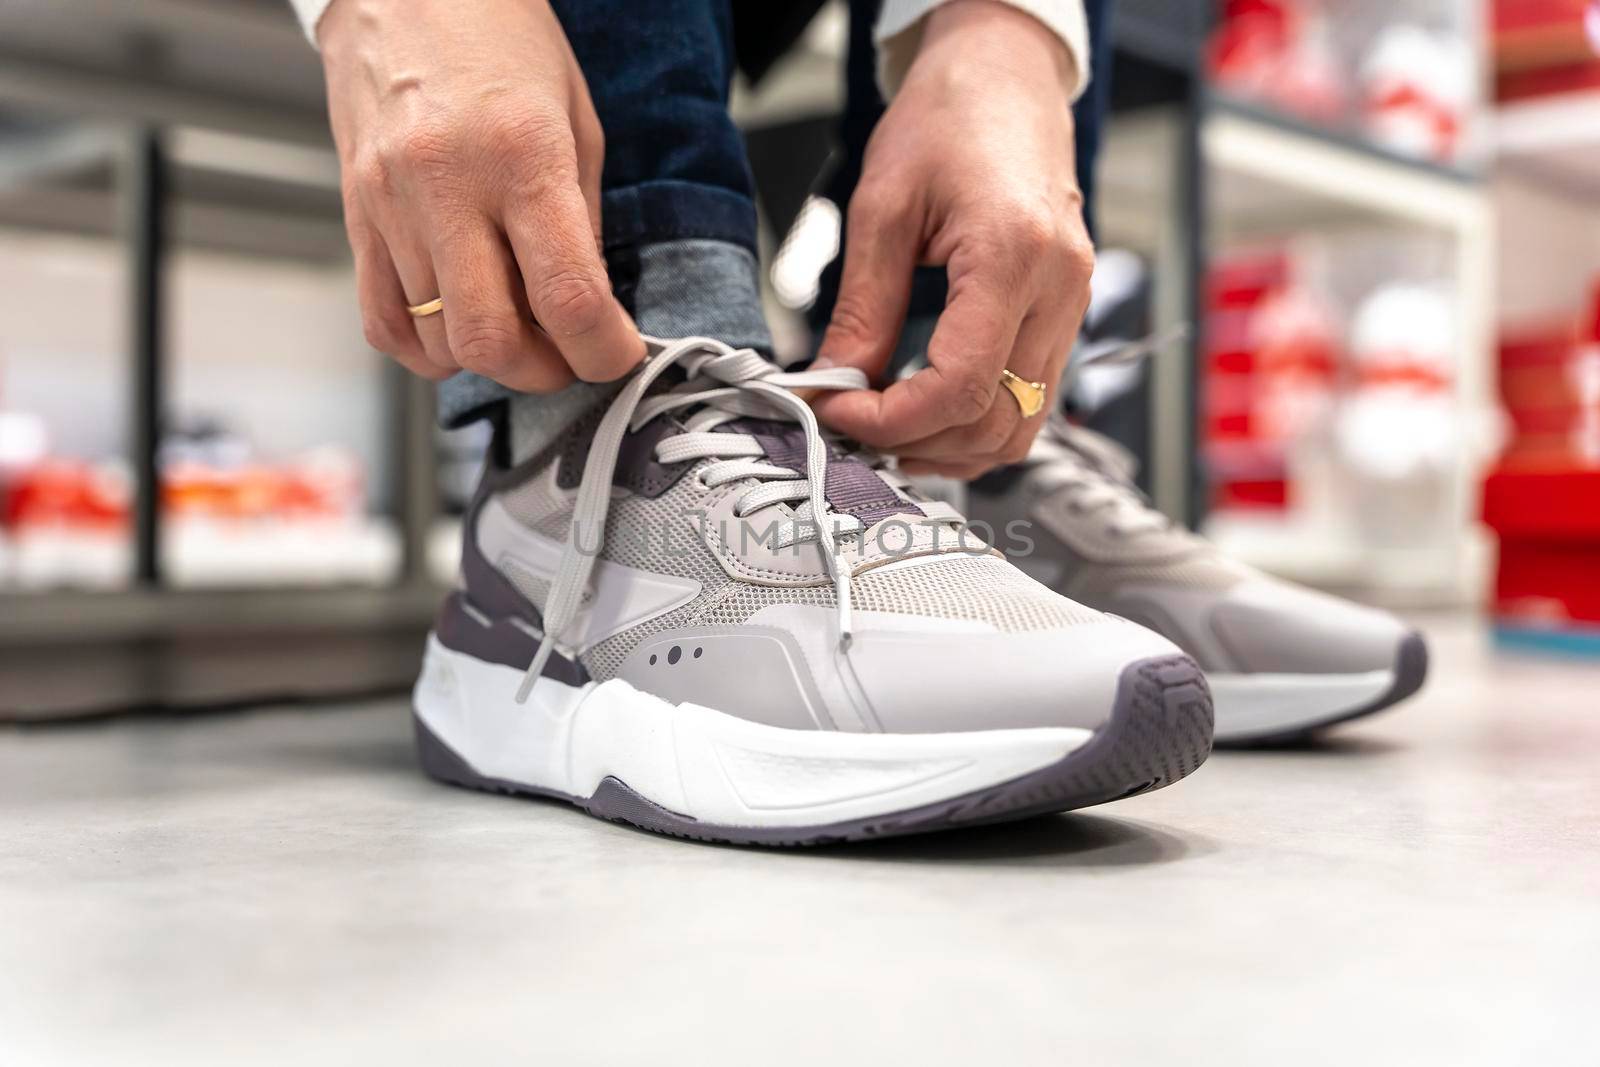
[0,0,437,716]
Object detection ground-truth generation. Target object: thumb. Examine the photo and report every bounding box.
[813,185,919,382]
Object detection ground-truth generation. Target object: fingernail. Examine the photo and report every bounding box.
[810,354,835,369]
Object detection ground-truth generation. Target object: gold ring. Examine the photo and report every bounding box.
[406,296,445,318]
[999,368,1048,418]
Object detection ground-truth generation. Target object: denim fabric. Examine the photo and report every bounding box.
[439,0,764,438]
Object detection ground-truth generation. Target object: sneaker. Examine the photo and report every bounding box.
[414,338,1213,845]
[966,418,1428,746]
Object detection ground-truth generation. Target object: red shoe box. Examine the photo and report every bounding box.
[1485,296,1600,632]
[1493,0,1600,102]
[1483,468,1600,626]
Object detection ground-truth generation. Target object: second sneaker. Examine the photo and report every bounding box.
[966,418,1428,746]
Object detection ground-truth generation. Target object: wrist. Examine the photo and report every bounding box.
[918,1,1075,92]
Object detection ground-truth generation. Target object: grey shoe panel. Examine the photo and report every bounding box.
[826,615,1183,733]
[1097,589,1238,673]
[1209,579,1409,675]
[556,408,695,498]
[615,625,831,731]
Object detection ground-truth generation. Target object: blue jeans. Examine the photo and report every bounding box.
[446,0,1113,457]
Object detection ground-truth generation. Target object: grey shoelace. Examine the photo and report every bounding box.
[515,336,870,703]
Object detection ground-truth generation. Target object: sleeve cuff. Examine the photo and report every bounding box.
[287,0,335,46]
[874,0,1090,102]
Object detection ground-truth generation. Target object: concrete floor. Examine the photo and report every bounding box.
[2,615,1596,1066]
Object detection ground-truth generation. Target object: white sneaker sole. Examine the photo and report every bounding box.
[412,635,1214,845]
[1209,633,1429,745]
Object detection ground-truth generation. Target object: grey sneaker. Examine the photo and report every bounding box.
[966,418,1428,746]
[414,338,1213,845]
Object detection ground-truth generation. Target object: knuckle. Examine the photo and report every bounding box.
[346,150,389,196]
[826,296,877,345]
[1009,211,1057,258]
[972,415,1012,453]
[849,182,906,230]
[451,315,521,375]
[361,309,405,353]
[950,373,994,425]
[1064,235,1096,278]
[1001,436,1033,464]
[395,124,455,178]
[530,269,605,337]
[484,105,570,164]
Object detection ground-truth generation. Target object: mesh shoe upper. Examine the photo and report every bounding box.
[966,420,1409,677]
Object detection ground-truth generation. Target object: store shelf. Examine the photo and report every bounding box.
[1203,94,1486,237]
[1494,90,1600,199]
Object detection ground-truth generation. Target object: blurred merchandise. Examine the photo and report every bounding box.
[1200,235,1484,597]
[0,458,131,589]
[1202,248,1337,513]
[0,416,397,589]
[1208,0,1478,164]
[1359,25,1472,162]
[1483,283,1600,653]
[1492,0,1600,101]
[1335,282,1459,552]
[1208,0,1346,123]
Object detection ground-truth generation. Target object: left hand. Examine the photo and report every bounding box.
[811,0,1094,479]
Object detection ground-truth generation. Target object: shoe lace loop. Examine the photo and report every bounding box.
[1029,416,1171,537]
[515,336,870,703]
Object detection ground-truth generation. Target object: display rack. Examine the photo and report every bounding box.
[1494,89,1600,199]
[1201,96,1495,603]
[0,0,438,702]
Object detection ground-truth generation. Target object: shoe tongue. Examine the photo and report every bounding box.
[726,417,919,526]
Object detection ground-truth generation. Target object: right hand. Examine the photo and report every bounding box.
[318,0,644,390]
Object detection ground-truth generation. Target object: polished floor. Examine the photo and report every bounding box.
[3,614,1596,1066]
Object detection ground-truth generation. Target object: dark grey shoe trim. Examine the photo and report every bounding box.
[1216,630,1430,749]
[412,653,1214,847]
[434,592,588,686]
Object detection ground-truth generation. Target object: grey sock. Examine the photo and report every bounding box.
[507,238,772,463]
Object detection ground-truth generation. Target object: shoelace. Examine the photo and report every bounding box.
[1015,323,1190,538]
[515,336,872,703]
[1024,416,1171,537]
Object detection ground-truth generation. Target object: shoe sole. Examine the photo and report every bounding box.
[1211,631,1430,746]
[412,637,1213,847]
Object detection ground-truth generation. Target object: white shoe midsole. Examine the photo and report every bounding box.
[413,636,1093,828]
[1208,669,1394,741]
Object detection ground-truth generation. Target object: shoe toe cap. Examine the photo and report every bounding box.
[1210,579,1410,676]
[849,615,1189,733]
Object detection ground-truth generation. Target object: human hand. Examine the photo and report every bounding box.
[318,0,644,390]
[811,0,1093,478]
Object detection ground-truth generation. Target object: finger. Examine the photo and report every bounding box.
[900,458,992,481]
[815,260,1023,449]
[503,160,644,382]
[348,212,453,381]
[431,214,576,394]
[813,181,920,380]
[383,223,456,372]
[987,307,1080,466]
[893,303,1062,463]
[570,82,605,252]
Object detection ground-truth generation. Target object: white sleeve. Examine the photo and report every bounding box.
[286,0,335,44]
[874,0,1090,101]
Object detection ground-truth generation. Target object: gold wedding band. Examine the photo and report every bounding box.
[406,297,445,318]
[1000,368,1048,418]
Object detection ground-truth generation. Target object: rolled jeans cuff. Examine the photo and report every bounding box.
[436,237,771,461]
